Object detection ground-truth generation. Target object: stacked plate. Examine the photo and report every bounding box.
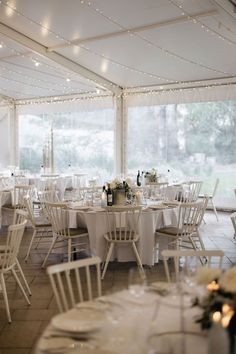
[51,307,105,334]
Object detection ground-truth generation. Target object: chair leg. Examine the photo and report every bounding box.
[131,242,144,274]
[15,259,32,296]
[101,243,114,280]
[25,229,37,262]
[11,269,30,305]
[68,238,72,263]
[0,273,11,323]
[41,235,58,268]
[211,200,219,222]
[196,230,205,251]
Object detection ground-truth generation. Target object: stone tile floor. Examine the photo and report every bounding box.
[0,210,235,354]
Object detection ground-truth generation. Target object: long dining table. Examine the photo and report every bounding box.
[67,204,179,266]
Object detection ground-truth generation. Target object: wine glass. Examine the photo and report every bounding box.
[128,267,147,300]
[145,333,173,354]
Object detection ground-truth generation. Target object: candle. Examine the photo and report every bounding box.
[208,312,229,354]
[136,191,141,205]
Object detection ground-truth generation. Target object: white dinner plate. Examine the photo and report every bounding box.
[149,282,172,296]
[160,294,194,308]
[148,205,168,210]
[38,337,94,353]
[76,300,110,312]
[69,206,90,211]
[75,350,116,354]
[51,308,105,333]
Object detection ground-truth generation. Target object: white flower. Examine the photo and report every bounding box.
[219,266,236,293]
[113,178,120,185]
[195,267,221,285]
[125,177,132,187]
[110,182,116,190]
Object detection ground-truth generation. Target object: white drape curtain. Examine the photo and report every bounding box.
[0,105,11,169]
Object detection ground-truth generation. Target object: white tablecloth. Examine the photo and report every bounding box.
[68,207,179,266]
[36,287,208,354]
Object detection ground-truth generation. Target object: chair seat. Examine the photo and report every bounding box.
[156,227,181,237]
[35,219,51,227]
[199,194,212,198]
[35,220,52,227]
[2,204,16,209]
[54,228,88,237]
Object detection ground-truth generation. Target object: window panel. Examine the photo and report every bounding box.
[127,101,236,202]
[19,109,114,178]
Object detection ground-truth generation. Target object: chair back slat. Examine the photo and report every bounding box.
[56,272,69,312]
[182,181,202,202]
[179,202,202,238]
[13,185,34,208]
[38,190,59,218]
[162,249,224,283]
[105,206,141,242]
[86,265,92,301]
[45,202,68,237]
[65,270,76,308]
[75,267,84,302]
[47,257,102,313]
[0,220,27,270]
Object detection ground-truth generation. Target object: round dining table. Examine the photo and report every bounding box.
[67,204,179,266]
[35,285,208,354]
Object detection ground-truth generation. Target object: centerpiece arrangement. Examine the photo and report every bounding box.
[106,178,132,205]
[143,168,158,183]
[194,267,236,354]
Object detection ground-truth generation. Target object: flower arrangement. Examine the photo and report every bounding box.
[195,267,236,353]
[144,168,158,183]
[108,178,132,193]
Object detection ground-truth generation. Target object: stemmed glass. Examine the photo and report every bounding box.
[128,268,147,302]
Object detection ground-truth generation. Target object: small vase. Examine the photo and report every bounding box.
[113,188,126,205]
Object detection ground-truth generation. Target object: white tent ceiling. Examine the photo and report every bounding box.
[0,0,236,101]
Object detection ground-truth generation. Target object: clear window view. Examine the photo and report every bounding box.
[19,109,115,178]
[127,101,236,200]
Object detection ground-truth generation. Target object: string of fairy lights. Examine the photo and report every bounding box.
[0,0,235,102]
[0,40,100,93]
[2,0,235,84]
[0,0,174,84]
[78,0,235,77]
[168,0,236,46]
[0,61,94,94]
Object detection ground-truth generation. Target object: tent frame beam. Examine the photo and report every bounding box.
[0,21,122,95]
[47,9,217,52]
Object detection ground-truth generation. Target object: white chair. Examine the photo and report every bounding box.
[24,195,52,262]
[38,190,60,218]
[155,201,203,253]
[181,196,209,252]
[0,190,3,227]
[199,179,219,221]
[230,212,236,239]
[47,256,102,313]
[162,249,224,283]
[0,220,30,322]
[101,206,144,280]
[146,182,169,200]
[181,181,202,202]
[42,202,89,268]
[2,184,34,223]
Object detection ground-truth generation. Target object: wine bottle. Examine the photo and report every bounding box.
[101,186,107,208]
[137,170,141,186]
[107,183,113,206]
